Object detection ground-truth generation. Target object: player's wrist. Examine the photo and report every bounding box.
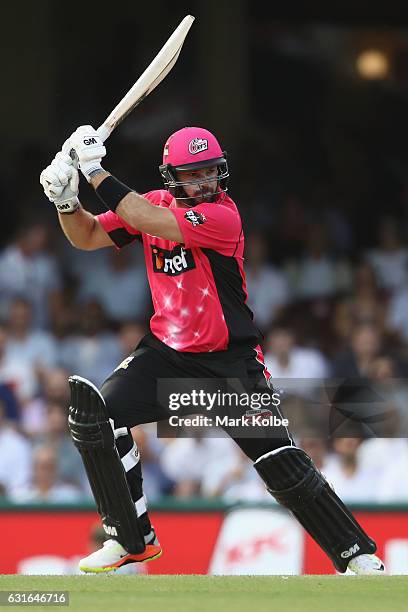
[95,175,133,213]
[54,197,80,214]
[89,168,109,188]
[80,160,104,183]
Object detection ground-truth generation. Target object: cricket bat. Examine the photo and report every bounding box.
[96,14,195,142]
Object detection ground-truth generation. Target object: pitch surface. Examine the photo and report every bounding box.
[0,575,406,612]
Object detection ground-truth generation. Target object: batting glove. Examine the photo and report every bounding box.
[67,125,106,182]
[40,151,80,214]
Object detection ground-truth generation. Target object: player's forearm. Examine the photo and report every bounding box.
[117,192,164,233]
[90,171,166,233]
[58,205,98,249]
[89,170,182,241]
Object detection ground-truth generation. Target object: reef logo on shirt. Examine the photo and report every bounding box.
[184,210,206,227]
[151,245,196,276]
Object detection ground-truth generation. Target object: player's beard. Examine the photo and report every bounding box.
[179,183,218,207]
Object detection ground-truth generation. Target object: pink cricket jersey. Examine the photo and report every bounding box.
[97,190,261,353]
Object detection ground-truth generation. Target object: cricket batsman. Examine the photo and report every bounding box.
[40,125,385,575]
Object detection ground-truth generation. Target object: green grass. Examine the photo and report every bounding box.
[0,575,406,612]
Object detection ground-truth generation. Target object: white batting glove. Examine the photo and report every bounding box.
[67,125,106,182]
[40,152,79,214]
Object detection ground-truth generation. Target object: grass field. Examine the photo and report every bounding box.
[0,575,406,612]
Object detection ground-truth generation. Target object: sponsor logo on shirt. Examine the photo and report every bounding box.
[188,138,208,155]
[151,245,195,276]
[185,210,206,227]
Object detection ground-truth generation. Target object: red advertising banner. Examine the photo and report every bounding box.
[0,511,223,575]
[0,512,99,575]
[0,506,407,575]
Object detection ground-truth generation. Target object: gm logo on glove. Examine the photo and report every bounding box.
[84,138,98,145]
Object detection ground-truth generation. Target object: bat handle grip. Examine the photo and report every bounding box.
[69,149,79,165]
[96,124,113,143]
[61,139,79,166]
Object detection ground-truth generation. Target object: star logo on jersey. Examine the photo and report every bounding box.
[151,244,196,276]
[184,210,206,227]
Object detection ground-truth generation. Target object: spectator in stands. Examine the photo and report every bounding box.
[386,280,408,343]
[358,438,408,503]
[4,297,57,371]
[365,216,408,293]
[331,323,383,378]
[298,437,330,471]
[32,402,90,495]
[244,232,289,331]
[131,425,173,499]
[22,366,70,437]
[322,437,378,503]
[275,194,307,259]
[0,324,37,403]
[285,222,352,299]
[0,381,20,423]
[263,323,329,399]
[367,356,408,436]
[77,248,150,324]
[337,389,408,503]
[118,321,148,359]
[201,446,270,501]
[159,432,235,497]
[0,400,32,497]
[0,221,62,328]
[10,444,82,503]
[329,328,404,441]
[57,299,122,387]
[48,299,80,355]
[323,200,354,255]
[59,237,107,288]
[333,261,387,346]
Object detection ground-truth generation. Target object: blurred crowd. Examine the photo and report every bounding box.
[1,208,408,506]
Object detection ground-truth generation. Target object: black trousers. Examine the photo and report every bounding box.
[101,333,293,461]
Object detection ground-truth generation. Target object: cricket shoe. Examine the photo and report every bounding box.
[347,554,385,575]
[79,530,162,573]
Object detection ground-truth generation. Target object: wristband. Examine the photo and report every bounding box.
[55,198,80,214]
[96,175,133,213]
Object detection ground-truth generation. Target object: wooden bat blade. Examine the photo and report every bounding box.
[97,15,194,142]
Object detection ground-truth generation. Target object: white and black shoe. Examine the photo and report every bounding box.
[79,529,162,573]
[347,554,385,575]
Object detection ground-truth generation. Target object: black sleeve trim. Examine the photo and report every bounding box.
[232,223,243,257]
[108,227,138,248]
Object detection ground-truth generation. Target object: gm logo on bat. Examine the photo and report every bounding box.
[83,137,98,145]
